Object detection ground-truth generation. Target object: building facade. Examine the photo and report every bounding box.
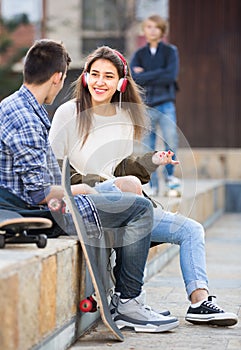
[1,0,240,147]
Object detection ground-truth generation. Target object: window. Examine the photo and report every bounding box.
[82,0,127,31]
[81,0,131,54]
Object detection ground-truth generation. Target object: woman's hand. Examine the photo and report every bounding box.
[152,150,180,166]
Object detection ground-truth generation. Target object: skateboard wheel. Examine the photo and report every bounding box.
[0,235,5,248]
[80,296,97,312]
[48,198,61,212]
[36,234,47,248]
[80,298,93,312]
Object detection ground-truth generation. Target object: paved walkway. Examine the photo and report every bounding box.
[69,213,241,350]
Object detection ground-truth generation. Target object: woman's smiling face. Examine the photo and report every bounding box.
[88,58,120,106]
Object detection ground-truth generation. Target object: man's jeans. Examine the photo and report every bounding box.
[145,101,178,190]
[89,193,153,299]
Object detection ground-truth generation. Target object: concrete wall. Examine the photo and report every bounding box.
[175,148,241,180]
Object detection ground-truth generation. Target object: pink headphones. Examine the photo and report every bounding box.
[82,49,128,93]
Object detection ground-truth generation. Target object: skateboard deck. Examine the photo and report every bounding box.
[0,210,52,248]
[62,156,124,342]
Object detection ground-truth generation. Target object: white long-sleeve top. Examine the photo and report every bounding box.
[49,100,134,179]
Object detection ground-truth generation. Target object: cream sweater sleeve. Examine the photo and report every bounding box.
[49,100,77,160]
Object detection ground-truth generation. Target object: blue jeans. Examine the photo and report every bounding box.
[145,101,178,190]
[151,207,209,299]
[89,192,153,299]
[95,180,209,299]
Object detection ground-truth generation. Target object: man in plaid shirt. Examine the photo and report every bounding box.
[0,40,100,238]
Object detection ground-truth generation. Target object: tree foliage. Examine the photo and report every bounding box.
[0,14,30,100]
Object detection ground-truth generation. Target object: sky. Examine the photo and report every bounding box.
[1,0,42,22]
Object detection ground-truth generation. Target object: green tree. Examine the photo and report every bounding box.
[0,14,30,100]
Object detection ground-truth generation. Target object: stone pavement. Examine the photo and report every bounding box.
[68,213,241,350]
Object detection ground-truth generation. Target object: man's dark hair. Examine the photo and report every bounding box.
[23,39,71,84]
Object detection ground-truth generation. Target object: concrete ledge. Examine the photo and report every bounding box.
[175,148,241,180]
[0,238,81,350]
[0,180,225,350]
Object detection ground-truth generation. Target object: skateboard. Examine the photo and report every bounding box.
[61,156,124,342]
[0,210,51,248]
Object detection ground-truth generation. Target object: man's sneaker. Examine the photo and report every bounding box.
[112,292,179,332]
[185,296,238,327]
[110,292,171,317]
[166,175,180,189]
[110,292,120,317]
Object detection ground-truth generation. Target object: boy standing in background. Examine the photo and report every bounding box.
[130,15,180,196]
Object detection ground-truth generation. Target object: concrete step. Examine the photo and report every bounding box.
[0,179,225,350]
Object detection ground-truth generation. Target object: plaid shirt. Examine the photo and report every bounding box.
[0,85,102,237]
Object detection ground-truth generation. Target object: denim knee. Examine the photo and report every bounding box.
[183,219,205,243]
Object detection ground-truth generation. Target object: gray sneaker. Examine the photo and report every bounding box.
[112,291,179,332]
[110,292,121,317]
[110,291,171,317]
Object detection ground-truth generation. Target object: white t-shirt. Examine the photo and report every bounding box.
[49,100,134,179]
[150,47,157,55]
